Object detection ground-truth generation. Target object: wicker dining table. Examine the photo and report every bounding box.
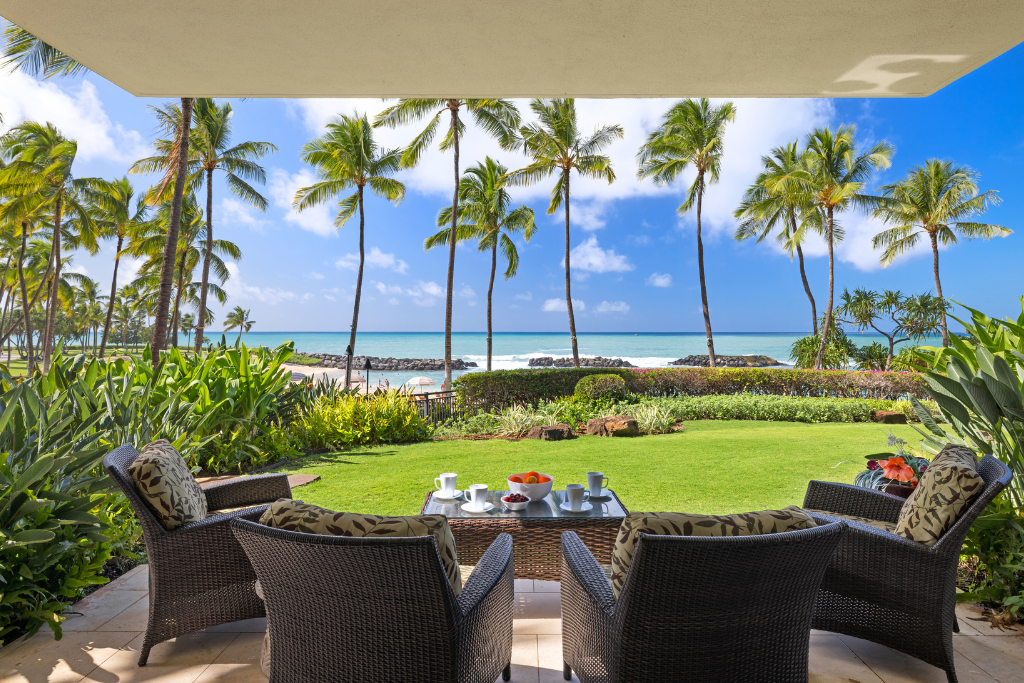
[421,489,629,580]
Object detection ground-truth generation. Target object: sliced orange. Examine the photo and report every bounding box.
[538,476,551,483]
[509,475,524,483]
[525,475,539,484]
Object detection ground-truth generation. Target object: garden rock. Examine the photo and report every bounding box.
[871,410,907,424]
[526,424,574,440]
[587,415,639,437]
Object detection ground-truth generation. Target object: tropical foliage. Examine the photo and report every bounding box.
[835,288,946,371]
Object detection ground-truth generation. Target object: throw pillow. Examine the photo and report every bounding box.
[128,439,208,530]
[260,499,462,595]
[610,505,817,599]
[895,444,983,547]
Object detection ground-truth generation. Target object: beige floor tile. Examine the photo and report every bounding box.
[952,635,1024,682]
[493,635,538,683]
[63,591,148,633]
[94,596,150,632]
[193,632,266,683]
[538,634,578,682]
[534,581,561,594]
[956,603,1024,637]
[113,566,150,591]
[839,634,996,682]
[514,619,562,636]
[203,618,267,634]
[808,635,883,683]
[514,593,560,620]
[78,631,238,683]
[0,630,139,683]
[514,579,535,593]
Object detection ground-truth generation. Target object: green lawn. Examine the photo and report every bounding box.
[279,420,921,516]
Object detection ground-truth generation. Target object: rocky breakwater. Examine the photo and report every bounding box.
[528,356,635,368]
[301,353,478,371]
[669,354,781,368]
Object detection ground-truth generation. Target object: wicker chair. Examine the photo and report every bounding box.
[230,518,515,683]
[560,521,847,683]
[803,454,1012,683]
[104,444,292,666]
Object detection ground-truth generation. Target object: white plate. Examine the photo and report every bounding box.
[461,502,495,514]
[588,490,612,500]
[559,501,593,513]
[433,489,463,500]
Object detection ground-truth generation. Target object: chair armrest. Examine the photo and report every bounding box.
[457,533,514,616]
[561,530,615,615]
[203,473,291,511]
[178,504,269,533]
[804,480,906,524]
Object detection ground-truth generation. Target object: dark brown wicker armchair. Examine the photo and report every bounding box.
[231,518,515,683]
[104,444,292,666]
[804,454,1012,683]
[560,521,847,683]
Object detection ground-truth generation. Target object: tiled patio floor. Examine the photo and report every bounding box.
[2,564,1021,682]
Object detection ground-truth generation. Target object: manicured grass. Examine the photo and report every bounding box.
[280,420,922,516]
[287,353,324,367]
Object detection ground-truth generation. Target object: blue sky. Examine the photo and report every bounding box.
[1,41,1021,334]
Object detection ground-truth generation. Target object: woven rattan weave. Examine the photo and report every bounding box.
[804,453,1012,683]
[560,521,848,682]
[104,444,292,666]
[231,519,515,683]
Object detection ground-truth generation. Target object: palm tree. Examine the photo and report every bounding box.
[426,158,536,371]
[784,126,894,369]
[294,112,405,388]
[637,98,735,367]
[374,98,520,387]
[2,27,192,365]
[70,276,104,355]
[734,141,822,335]
[180,312,195,349]
[506,99,622,368]
[870,160,1009,346]
[84,177,148,358]
[223,306,253,343]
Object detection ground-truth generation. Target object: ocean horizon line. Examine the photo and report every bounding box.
[224,330,880,337]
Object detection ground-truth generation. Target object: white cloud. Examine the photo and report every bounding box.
[406,280,444,306]
[224,263,297,304]
[66,264,89,276]
[268,168,335,237]
[515,292,533,301]
[542,298,585,312]
[336,247,409,273]
[569,201,610,231]
[301,293,315,302]
[646,272,673,287]
[373,281,404,295]
[220,198,268,231]
[564,236,634,273]
[0,71,148,162]
[459,284,476,298]
[306,271,325,280]
[388,297,400,306]
[595,301,630,314]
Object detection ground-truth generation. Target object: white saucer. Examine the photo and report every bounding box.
[461,502,495,514]
[559,502,593,513]
[588,490,612,500]
[433,489,463,500]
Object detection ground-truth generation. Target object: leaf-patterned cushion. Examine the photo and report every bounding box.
[259,499,462,596]
[805,510,897,533]
[895,444,983,547]
[128,439,208,530]
[610,506,817,599]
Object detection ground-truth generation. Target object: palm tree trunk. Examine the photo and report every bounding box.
[930,231,948,347]
[152,97,193,366]
[695,175,715,368]
[443,103,459,390]
[815,207,836,370]
[345,185,366,390]
[791,215,817,336]
[487,238,496,372]
[0,255,13,354]
[564,169,580,368]
[43,195,63,372]
[195,167,214,354]
[17,224,33,374]
[170,254,186,350]
[98,235,123,359]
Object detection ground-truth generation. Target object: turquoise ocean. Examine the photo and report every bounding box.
[219,331,940,387]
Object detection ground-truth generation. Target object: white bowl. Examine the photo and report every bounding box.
[501,494,531,511]
[508,473,553,501]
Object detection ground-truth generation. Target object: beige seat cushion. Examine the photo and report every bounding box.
[128,439,208,530]
[610,505,817,598]
[259,500,462,596]
[805,510,897,533]
[895,444,983,547]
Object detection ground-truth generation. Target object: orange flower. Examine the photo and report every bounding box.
[881,457,914,482]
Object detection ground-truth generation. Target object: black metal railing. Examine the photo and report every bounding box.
[411,390,462,424]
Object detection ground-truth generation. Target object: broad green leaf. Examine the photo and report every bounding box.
[13,529,55,544]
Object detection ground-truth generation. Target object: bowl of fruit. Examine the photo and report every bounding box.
[508,471,553,501]
[501,492,531,511]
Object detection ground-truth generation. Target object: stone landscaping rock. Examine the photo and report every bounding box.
[529,356,635,368]
[526,424,574,440]
[871,410,908,424]
[298,353,478,371]
[586,415,640,437]
[669,354,781,368]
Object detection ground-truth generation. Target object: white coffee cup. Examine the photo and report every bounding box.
[435,473,457,497]
[565,484,590,511]
[469,484,489,510]
[587,472,609,496]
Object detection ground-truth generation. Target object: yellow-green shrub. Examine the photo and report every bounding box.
[292,391,430,449]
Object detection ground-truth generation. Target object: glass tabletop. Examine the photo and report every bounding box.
[423,490,627,519]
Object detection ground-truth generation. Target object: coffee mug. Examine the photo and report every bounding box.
[565,484,590,511]
[469,484,489,510]
[587,472,609,495]
[435,473,457,497]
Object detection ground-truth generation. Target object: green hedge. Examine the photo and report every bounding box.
[453,367,928,410]
[646,394,929,424]
[574,374,627,400]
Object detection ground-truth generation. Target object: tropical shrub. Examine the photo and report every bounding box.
[290,390,430,449]
[432,410,503,439]
[790,321,854,369]
[496,404,549,438]
[574,374,627,401]
[641,393,931,424]
[617,403,674,434]
[959,493,1024,621]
